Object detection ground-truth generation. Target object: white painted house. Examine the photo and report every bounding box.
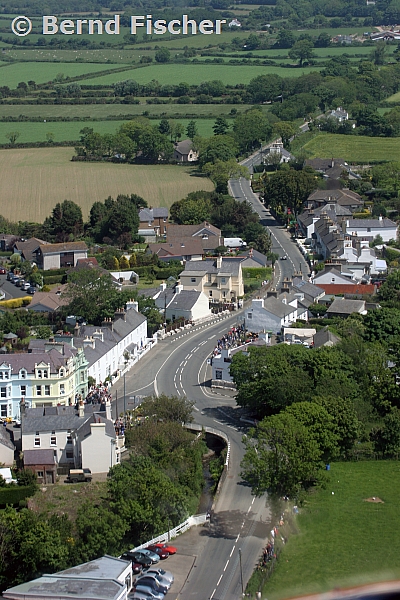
[345,216,397,243]
[246,294,298,334]
[154,284,211,323]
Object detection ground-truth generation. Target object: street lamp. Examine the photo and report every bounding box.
[238,548,244,596]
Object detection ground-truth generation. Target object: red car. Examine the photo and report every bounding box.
[0,268,6,275]
[146,545,169,559]
[152,542,177,555]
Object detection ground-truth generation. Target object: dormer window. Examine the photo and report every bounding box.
[20,369,27,379]
[59,369,65,377]
[37,369,42,379]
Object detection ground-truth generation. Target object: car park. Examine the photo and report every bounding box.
[122,551,152,568]
[136,573,171,592]
[152,543,177,555]
[129,591,163,600]
[133,583,165,599]
[146,545,169,559]
[145,568,174,586]
[135,576,168,595]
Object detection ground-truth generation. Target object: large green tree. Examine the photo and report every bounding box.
[50,200,84,240]
[261,168,318,216]
[233,109,273,153]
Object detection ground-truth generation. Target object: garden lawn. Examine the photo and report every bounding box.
[0,147,213,222]
[80,63,321,86]
[301,133,400,163]
[0,61,130,88]
[263,461,400,600]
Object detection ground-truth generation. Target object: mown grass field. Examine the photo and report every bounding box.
[386,90,400,103]
[6,48,147,63]
[0,147,213,222]
[81,63,320,86]
[0,118,219,143]
[262,461,400,599]
[0,61,130,88]
[301,133,400,163]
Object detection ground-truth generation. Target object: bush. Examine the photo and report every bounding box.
[0,296,32,309]
[0,485,36,507]
[42,275,65,285]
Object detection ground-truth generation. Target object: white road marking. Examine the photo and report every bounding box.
[217,574,223,586]
[224,560,229,571]
[230,546,236,557]
[236,534,240,542]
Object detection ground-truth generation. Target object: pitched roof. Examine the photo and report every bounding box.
[313,326,341,348]
[14,237,48,262]
[167,290,203,311]
[346,218,397,229]
[27,287,68,312]
[0,426,15,450]
[292,278,325,301]
[305,158,347,171]
[39,242,88,255]
[0,343,78,376]
[184,258,240,276]
[262,296,297,318]
[22,406,87,435]
[23,449,56,465]
[174,139,195,155]
[148,238,204,258]
[326,297,366,315]
[315,283,376,296]
[75,413,115,440]
[167,221,221,239]
[139,207,168,222]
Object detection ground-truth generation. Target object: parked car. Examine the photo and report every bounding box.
[139,549,160,564]
[152,543,177,555]
[133,583,165,599]
[136,573,171,592]
[15,279,24,287]
[66,468,92,483]
[146,545,169,559]
[129,593,160,600]
[129,590,163,600]
[6,272,13,281]
[145,568,174,586]
[22,282,31,291]
[123,551,152,568]
[135,576,168,595]
[27,286,36,295]
[0,268,6,275]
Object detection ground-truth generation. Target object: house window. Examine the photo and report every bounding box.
[222,291,226,298]
[0,404,7,418]
[163,217,167,223]
[221,277,226,284]
[80,372,84,382]
[37,470,43,478]
[215,370,222,380]
[66,451,74,459]
[44,385,50,396]
[37,369,42,378]
[20,370,26,379]
[209,291,213,297]
[50,435,57,446]
[247,313,252,319]
[36,385,42,396]
[191,278,196,283]
[20,385,26,396]
[0,371,9,380]
[0,387,6,398]
[60,384,65,395]
[34,437,40,447]
[67,435,72,444]
[367,227,371,232]
[43,370,48,378]
[59,369,64,377]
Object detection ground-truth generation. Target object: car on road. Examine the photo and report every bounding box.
[122,551,152,568]
[0,268,6,275]
[135,575,169,594]
[144,568,174,586]
[151,542,177,555]
[146,545,169,559]
[139,549,160,564]
[280,256,287,260]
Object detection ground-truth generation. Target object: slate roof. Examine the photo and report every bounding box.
[305,158,347,171]
[313,326,340,348]
[0,343,78,375]
[238,249,269,267]
[262,296,296,318]
[39,242,88,255]
[167,221,221,238]
[326,297,366,315]
[0,425,15,450]
[174,139,195,156]
[167,290,202,311]
[307,189,362,204]
[139,207,168,222]
[313,267,354,283]
[22,405,87,434]
[292,278,325,301]
[346,218,397,229]
[75,413,115,440]
[23,449,56,465]
[184,259,241,276]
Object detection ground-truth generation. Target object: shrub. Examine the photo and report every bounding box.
[0,296,31,309]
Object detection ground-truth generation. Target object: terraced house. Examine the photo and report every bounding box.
[0,340,88,421]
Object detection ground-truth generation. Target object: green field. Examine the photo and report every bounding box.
[0,61,131,88]
[301,133,400,163]
[6,48,146,63]
[0,103,246,119]
[0,118,218,143]
[0,147,214,222]
[386,90,400,103]
[81,63,320,86]
[262,461,400,599]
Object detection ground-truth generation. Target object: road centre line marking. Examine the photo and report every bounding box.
[224,560,229,571]
[251,497,255,505]
[217,574,223,586]
[211,589,216,599]
[230,546,235,557]
[208,335,216,339]
[236,534,240,542]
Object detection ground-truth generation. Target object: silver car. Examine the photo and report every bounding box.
[132,584,164,600]
[139,548,160,564]
[145,568,174,586]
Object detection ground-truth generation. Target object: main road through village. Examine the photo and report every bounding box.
[113,164,308,599]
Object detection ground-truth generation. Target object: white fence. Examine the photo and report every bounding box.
[128,514,208,554]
